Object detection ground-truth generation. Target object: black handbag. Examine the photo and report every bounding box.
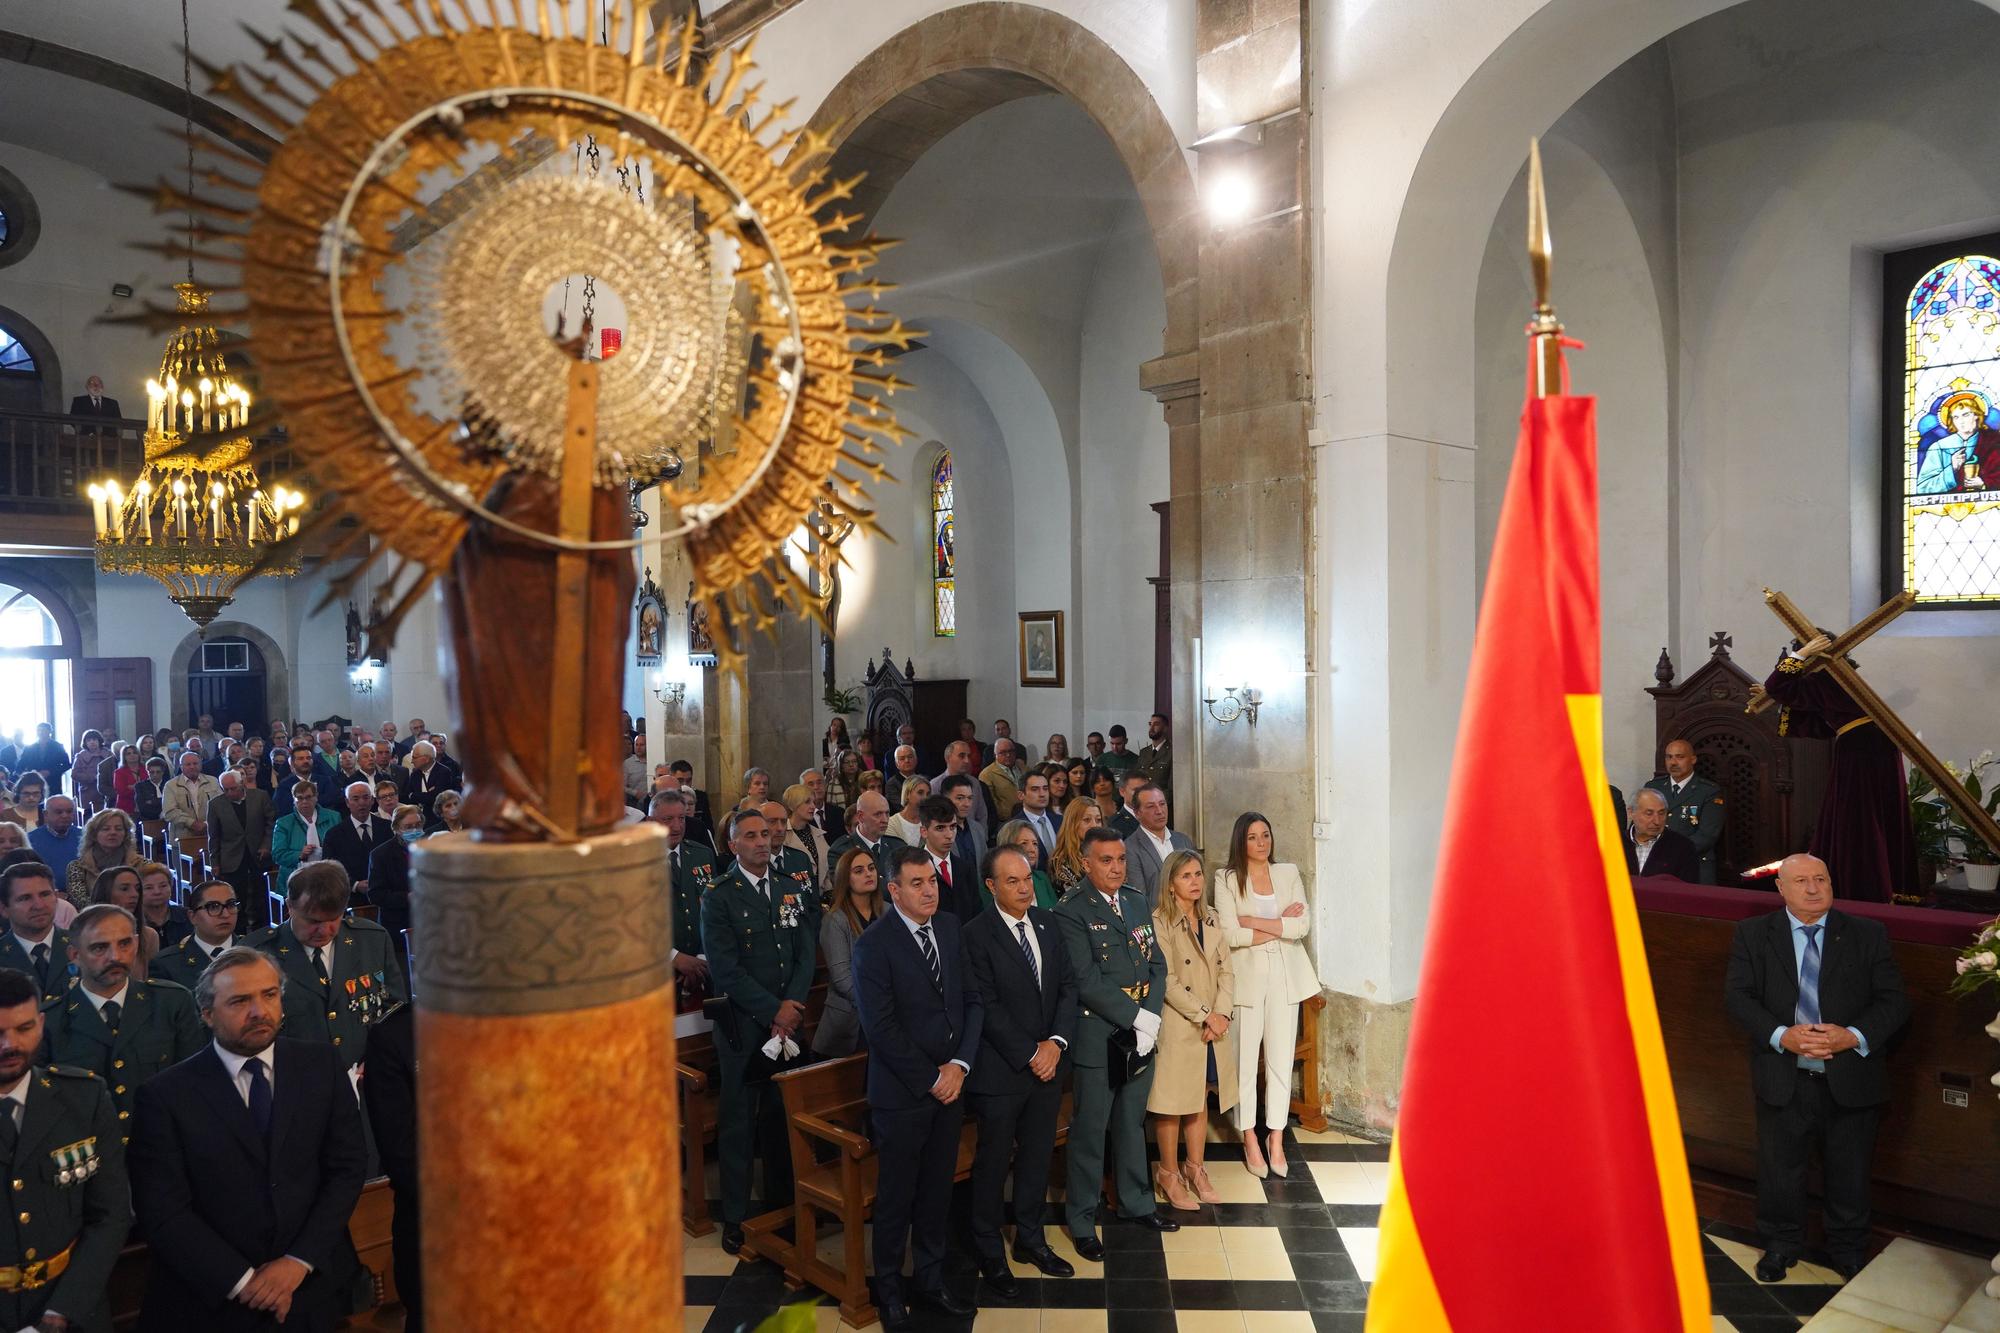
[1106,1027,1155,1089]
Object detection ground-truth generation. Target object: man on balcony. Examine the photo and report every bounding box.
[67,375,121,420]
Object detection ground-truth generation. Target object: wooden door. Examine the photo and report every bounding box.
[77,657,153,743]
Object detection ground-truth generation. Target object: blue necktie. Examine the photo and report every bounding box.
[1795,924,1824,1072]
[245,1057,273,1136]
[1016,919,1040,987]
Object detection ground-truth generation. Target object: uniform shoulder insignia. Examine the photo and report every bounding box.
[344,916,388,936]
[39,993,64,1015]
[146,976,193,995]
[46,1065,102,1082]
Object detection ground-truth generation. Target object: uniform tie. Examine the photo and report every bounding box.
[0,1101,18,1159]
[1796,923,1824,1072]
[917,924,941,987]
[245,1056,273,1136]
[312,946,330,991]
[101,1000,121,1033]
[1016,919,1040,987]
[29,944,48,993]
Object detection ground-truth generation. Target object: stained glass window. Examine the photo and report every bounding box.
[0,325,33,374]
[1890,244,2000,603]
[931,451,955,637]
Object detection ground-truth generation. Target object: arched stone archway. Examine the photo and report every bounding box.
[796,1,1199,359]
[0,302,62,414]
[166,620,290,731]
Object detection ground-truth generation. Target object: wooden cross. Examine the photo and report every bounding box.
[544,346,601,838]
[1755,586,2000,859]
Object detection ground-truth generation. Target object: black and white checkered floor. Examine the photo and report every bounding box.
[683,1126,1850,1332]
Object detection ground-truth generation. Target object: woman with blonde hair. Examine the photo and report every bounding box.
[1214,810,1317,1178]
[1048,798,1102,897]
[67,807,143,906]
[1147,849,1235,1208]
[811,847,881,1058]
[137,859,192,948]
[887,776,930,847]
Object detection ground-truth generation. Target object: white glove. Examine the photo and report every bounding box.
[761,1033,799,1060]
[1131,1009,1161,1040]
[1134,1029,1157,1058]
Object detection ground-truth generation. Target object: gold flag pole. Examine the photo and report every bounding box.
[1527,138,1563,400]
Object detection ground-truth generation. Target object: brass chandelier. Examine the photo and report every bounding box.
[88,0,303,630]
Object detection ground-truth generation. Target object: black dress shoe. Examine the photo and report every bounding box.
[913,1286,977,1318]
[1072,1234,1105,1263]
[1012,1241,1075,1278]
[1827,1256,1865,1281]
[719,1224,744,1256]
[878,1294,913,1332]
[1754,1250,1796,1283]
[981,1264,1021,1299]
[1124,1211,1181,1232]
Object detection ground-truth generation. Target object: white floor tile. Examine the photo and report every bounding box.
[1337,1226,1380,1283]
[1947,1282,2000,1333]
[1173,1314,1246,1333]
[1711,1234,1846,1287]
[1308,1160,1386,1205]
[1839,1240,1993,1325]
[685,1306,714,1333]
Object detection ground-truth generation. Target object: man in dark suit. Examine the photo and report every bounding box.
[361,1000,421,1331]
[963,844,1077,1295]
[0,862,73,1005]
[1626,788,1702,882]
[915,796,980,921]
[1054,827,1174,1259]
[852,847,983,1330]
[827,790,907,885]
[131,945,368,1331]
[1724,853,1909,1281]
[67,376,121,421]
[701,808,816,1254]
[0,964,130,1333]
[1122,784,1194,898]
[398,743,456,824]
[270,746,336,822]
[208,770,275,924]
[322,782,391,898]
[1107,771,1147,839]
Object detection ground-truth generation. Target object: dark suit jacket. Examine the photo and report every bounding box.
[852,909,982,1111]
[131,1038,367,1332]
[322,814,391,886]
[962,906,1076,1096]
[206,790,275,875]
[1723,908,1909,1109]
[925,848,982,922]
[68,395,122,419]
[399,766,457,822]
[365,839,414,934]
[1627,826,1701,883]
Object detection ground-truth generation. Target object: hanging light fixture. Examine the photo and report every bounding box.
[90,0,304,629]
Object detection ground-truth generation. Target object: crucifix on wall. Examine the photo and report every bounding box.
[810,502,857,696]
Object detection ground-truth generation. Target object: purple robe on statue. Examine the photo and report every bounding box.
[1763,657,1917,902]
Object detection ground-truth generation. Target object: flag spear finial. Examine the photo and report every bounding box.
[1527,137,1563,399]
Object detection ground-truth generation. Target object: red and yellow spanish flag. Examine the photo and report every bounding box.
[1365,350,1710,1331]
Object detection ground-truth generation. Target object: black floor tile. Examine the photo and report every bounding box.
[1722,1319,1808,1333]
[1166,1278,1240,1310]
[1310,1314,1368,1333]
[1104,1250,1168,1281]
[1298,1278,1372,1313]
[1107,1312,1178,1333]
[1105,1277,1175,1310]
[1291,1251,1362,1283]
[1700,1217,1766,1249]
[1290,1143,1357,1162]
[1345,1144,1390,1162]
[1767,1283,1841,1316]
[1275,1224,1349,1253]
[1234,1279,1307,1310]
[1706,1251,1757,1285]
[685,1275,735,1304]
[1265,1180,1326,1206]
[704,1307,771,1333]
[1208,1203,1280,1225]
[1103,1222,1168,1252]
[1037,1277,1108,1307]
[1323,1205,1381,1227]
[1708,1281,1790,1318]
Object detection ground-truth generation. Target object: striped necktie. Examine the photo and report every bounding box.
[1016,919,1040,986]
[1795,923,1824,1072]
[916,924,941,987]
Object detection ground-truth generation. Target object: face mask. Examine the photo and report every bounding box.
[399,828,423,845]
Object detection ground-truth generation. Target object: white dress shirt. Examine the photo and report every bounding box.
[1631,831,1658,873]
[1140,826,1175,863]
[83,982,129,1018]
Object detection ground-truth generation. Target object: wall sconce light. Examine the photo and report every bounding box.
[653,678,687,707]
[1202,684,1260,728]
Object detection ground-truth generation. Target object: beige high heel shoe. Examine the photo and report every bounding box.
[1155,1162,1200,1211]
[1241,1129,1269,1180]
[1267,1131,1289,1179]
[1183,1162,1222,1205]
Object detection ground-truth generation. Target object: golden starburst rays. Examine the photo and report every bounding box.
[121,0,917,665]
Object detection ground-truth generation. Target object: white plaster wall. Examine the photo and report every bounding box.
[0,145,173,406]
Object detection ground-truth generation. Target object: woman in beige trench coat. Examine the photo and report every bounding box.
[1146,848,1238,1210]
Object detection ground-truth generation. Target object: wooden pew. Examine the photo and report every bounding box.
[1290,992,1329,1132]
[173,834,207,893]
[743,1053,1074,1328]
[109,1175,399,1328]
[675,978,829,1238]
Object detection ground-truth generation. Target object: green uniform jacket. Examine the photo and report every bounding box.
[0,1067,129,1333]
[0,931,73,1007]
[248,917,408,1067]
[826,832,908,886]
[1053,884,1166,1069]
[701,862,816,1049]
[39,980,204,1131]
[147,935,237,992]
[1108,807,1140,839]
[771,844,824,913]
[1645,773,1726,880]
[1096,750,1138,780]
[670,841,720,957]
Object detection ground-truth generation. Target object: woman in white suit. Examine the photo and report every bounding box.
[1214,810,1318,1177]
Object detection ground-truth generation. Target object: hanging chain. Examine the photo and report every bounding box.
[181,0,194,284]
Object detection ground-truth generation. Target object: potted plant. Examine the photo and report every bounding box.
[1950,753,2000,893]
[823,681,862,716]
[1909,767,1958,886]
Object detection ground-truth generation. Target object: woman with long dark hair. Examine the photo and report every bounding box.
[811,847,880,1058]
[1214,811,1317,1179]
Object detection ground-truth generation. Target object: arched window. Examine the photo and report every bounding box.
[1886,237,2000,604]
[0,580,76,755]
[930,450,956,637]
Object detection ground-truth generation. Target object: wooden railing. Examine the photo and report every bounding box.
[0,409,299,513]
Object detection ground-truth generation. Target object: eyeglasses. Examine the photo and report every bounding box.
[195,899,241,916]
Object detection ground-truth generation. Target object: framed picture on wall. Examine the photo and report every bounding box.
[1018,610,1064,688]
[634,567,665,665]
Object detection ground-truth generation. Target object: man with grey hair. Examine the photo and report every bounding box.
[324,781,390,899]
[162,747,221,841]
[828,788,906,883]
[41,903,203,1124]
[248,861,405,1069]
[979,739,1024,824]
[1625,788,1700,881]
[132,944,367,1329]
[886,742,922,809]
[399,740,455,823]
[208,767,275,929]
